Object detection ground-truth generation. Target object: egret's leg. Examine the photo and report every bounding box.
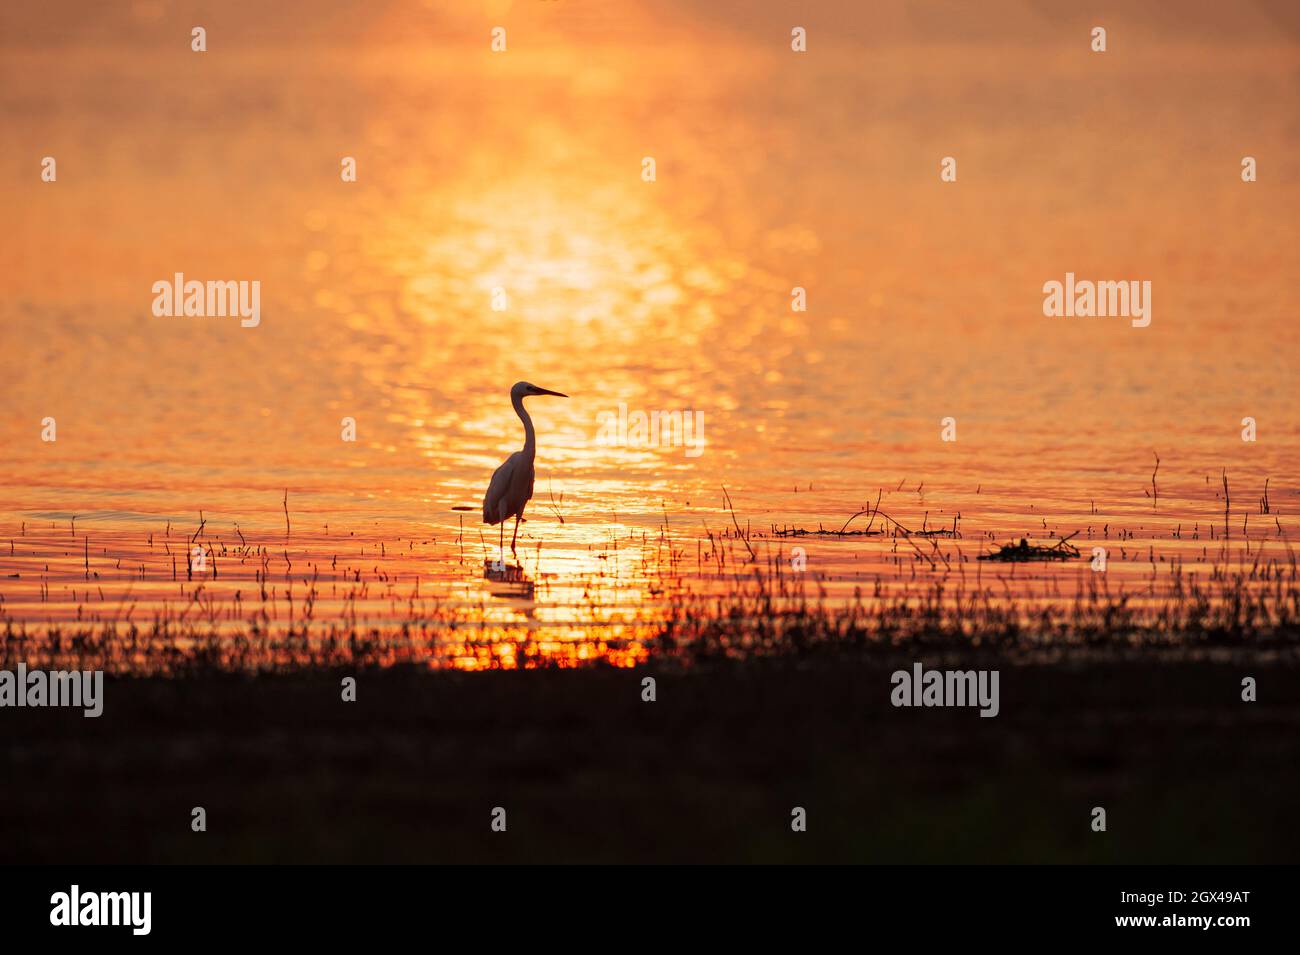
[511,514,521,555]
[499,521,504,561]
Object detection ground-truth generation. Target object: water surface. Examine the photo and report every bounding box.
[2,1,1297,667]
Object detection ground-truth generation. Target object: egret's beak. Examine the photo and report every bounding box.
[535,388,568,397]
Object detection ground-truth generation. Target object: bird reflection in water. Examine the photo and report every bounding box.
[483,557,534,602]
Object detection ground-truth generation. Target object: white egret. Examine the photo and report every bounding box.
[483,381,568,556]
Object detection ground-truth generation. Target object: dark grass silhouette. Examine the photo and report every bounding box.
[2,654,1297,863]
[4,536,1297,862]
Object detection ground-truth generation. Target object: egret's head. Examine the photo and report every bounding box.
[512,381,569,399]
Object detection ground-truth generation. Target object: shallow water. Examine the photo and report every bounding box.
[2,2,1298,667]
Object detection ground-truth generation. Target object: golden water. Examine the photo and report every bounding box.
[2,2,1297,667]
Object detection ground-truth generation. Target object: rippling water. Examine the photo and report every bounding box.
[2,1,1297,667]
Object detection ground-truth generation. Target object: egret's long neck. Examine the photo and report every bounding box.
[513,393,536,458]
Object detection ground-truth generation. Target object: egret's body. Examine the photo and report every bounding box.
[483,381,568,555]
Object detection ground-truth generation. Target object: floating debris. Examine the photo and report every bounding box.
[772,509,960,540]
[979,533,1080,562]
[771,523,884,538]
